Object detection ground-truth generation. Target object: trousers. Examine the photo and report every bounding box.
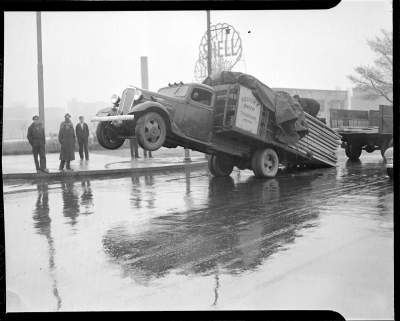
[78,140,89,160]
[32,144,46,170]
[59,160,71,170]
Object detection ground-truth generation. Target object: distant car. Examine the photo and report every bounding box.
[384,146,393,179]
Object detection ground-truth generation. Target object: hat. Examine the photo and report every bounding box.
[32,115,39,120]
[64,113,71,119]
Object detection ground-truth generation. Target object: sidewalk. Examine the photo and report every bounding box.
[2,148,208,180]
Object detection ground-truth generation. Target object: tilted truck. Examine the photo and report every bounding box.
[92,72,341,178]
[330,105,393,161]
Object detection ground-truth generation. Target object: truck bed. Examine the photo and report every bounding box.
[213,84,341,168]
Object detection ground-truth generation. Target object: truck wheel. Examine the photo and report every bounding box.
[345,144,362,161]
[387,168,393,179]
[381,138,393,159]
[251,148,279,178]
[208,155,234,177]
[135,112,167,151]
[96,122,125,150]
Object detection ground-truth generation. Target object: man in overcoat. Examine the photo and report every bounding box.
[75,115,90,161]
[58,113,76,171]
[27,115,49,173]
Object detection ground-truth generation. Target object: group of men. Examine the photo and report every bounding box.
[27,113,90,173]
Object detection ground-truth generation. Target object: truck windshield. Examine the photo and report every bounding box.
[158,85,189,98]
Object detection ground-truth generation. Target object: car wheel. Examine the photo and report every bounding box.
[345,144,362,161]
[96,122,125,150]
[251,148,279,178]
[135,112,167,151]
[208,155,234,177]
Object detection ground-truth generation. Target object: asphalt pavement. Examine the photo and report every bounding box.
[3,149,394,319]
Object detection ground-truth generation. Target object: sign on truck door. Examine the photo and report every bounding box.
[235,86,262,135]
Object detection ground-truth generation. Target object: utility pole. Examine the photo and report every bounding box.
[206,10,212,77]
[140,56,152,158]
[36,12,45,131]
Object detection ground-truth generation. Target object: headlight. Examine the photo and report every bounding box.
[133,88,143,101]
[111,94,120,105]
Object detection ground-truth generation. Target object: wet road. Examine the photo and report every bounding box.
[4,150,394,318]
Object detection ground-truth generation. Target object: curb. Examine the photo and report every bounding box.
[3,161,208,180]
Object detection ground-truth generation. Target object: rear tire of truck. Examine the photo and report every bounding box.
[96,122,125,150]
[345,144,362,161]
[135,112,167,151]
[252,148,279,178]
[208,155,234,177]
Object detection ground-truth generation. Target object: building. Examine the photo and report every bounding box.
[350,88,392,111]
[273,88,349,124]
[2,106,66,140]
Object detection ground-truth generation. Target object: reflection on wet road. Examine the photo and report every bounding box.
[4,151,393,318]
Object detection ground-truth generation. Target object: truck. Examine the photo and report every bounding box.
[330,105,393,161]
[92,72,341,178]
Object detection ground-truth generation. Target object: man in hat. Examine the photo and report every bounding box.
[58,113,76,171]
[27,115,49,173]
[75,115,90,161]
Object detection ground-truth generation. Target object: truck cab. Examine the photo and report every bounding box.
[93,83,218,152]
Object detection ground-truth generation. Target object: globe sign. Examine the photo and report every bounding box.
[194,23,243,82]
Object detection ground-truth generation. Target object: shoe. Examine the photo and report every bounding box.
[41,168,50,173]
[66,168,74,171]
[36,169,41,174]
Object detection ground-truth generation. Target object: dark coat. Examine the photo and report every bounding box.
[75,122,89,142]
[27,122,45,146]
[58,120,76,161]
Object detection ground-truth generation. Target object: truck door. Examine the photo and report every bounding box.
[183,87,214,142]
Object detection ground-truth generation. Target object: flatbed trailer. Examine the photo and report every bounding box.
[330,106,393,160]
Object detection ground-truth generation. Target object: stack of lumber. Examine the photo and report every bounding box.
[288,113,342,167]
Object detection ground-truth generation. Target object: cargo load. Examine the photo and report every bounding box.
[204,71,341,168]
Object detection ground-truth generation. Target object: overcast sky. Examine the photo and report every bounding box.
[3,0,392,109]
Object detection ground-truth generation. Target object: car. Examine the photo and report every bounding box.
[384,146,393,179]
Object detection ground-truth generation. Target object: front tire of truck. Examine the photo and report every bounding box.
[96,122,125,150]
[135,112,167,151]
[252,148,279,178]
[208,155,234,177]
[345,144,362,161]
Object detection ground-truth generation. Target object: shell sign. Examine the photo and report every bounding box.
[194,23,243,82]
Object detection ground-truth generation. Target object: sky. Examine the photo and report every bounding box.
[3,0,392,110]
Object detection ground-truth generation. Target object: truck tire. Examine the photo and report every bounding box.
[135,112,167,151]
[381,138,393,159]
[345,144,362,161]
[387,168,393,179]
[251,148,279,178]
[208,155,234,177]
[96,122,125,150]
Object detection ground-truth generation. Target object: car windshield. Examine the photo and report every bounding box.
[158,85,190,98]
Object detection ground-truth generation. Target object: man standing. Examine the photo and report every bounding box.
[27,115,49,173]
[75,116,90,161]
[58,113,76,171]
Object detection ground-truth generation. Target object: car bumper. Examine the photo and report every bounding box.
[91,115,135,122]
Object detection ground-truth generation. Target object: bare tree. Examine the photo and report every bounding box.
[348,29,393,103]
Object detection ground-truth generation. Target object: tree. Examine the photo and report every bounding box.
[348,29,393,103]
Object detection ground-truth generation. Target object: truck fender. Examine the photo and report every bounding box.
[95,106,115,116]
